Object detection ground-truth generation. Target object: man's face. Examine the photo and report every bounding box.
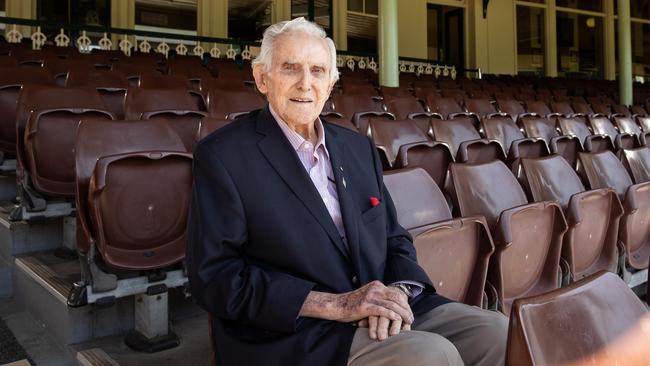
[254,31,334,129]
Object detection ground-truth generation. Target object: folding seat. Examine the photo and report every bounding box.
[464,98,500,119]
[44,58,96,82]
[167,57,214,91]
[572,102,597,116]
[613,115,643,139]
[535,89,553,104]
[550,100,580,118]
[10,48,54,67]
[111,62,163,86]
[557,116,595,148]
[620,147,650,184]
[611,104,632,117]
[66,70,129,119]
[437,76,458,90]
[482,83,500,97]
[367,119,429,169]
[393,141,453,190]
[74,118,189,292]
[426,96,477,126]
[520,117,582,168]
[206,88,266,120]
[506,271,649,366]
[524,100,562,120]
[203,77,249,92]
[585,96,602,106]
[467,90,491,99]
[577,150,650,274]
[588,115,640,150]
[124,87,206,151]
[69,51,112,68]
[0,55,17,67]
[551,89,568,102]
[429,118,482,160]
[342,82,379,97]
[592,103,613,118]
[496,98,527,121]
[329,93,392,134]
[413,86,438,101]
[446,159,567,314]
[384,168,494,306]
[480,116,549,165]
[630,105,648,116]
[380,86,412,99]
[382,95,437,130]
[441,88,466,106]
[15,86,114,215]
[518,155,622,281]
[197,118,229,141]
[0,67,55,155]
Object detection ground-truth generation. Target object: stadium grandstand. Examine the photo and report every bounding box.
[0,0,648,365]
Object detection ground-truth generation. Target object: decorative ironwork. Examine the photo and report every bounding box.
[98,32,112,50]
[30,26,46,50]
[119,35,132,56]
[176,43,188,56]
[6,25,22,43]
[54,28,70,47]
[76,31,92,53]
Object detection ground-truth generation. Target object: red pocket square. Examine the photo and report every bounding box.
[369,196,380,207]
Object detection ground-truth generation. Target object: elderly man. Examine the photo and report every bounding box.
[187,18,507,366]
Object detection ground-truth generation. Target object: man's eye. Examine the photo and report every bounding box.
[283,64,298,71]
[311,67,325,74]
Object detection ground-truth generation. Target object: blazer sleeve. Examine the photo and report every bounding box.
[366,137,436,291]
[186,141,315,333]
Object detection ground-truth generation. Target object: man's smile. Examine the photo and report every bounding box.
[289,98,313,103]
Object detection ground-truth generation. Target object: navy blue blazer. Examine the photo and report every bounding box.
[186,106,449,366]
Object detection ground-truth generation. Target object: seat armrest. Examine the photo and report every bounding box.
[566,188,623,227]
[141,110,207,119]
[351,111,395,129]
[407,112,442,120]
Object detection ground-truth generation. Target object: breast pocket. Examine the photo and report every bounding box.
[361,204,385,224]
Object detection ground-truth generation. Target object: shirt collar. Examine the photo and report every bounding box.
[269,104,328,157]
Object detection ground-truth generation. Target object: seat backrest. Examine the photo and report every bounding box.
[447,160,528,228]
[613,116,642,136]
[430,118,481,158]
[572,102,595,115]
[383,168,451,234]
[630,105,648,116]
[368,119,429,168]
[395,141,453,190]
[197,118,230,141]
[481,116,526,155]
[383,95,426,120]
[496,99,525,117]
[465,98,497,118]
[342,82,378,97]
[519,155,585,209]
[612,104,631,117]
[75,119,187,254]
[577,150,634,199]
[525,100,552,116]
[520,117,559,142]
[138,74,189,89]
[550,101,575,115]
[507,271,648,366]
[66,70,129,119]
[331,93,383,120]
[88,151,192,270]
[588,116,618,145]
[427,96,464,119]
[638,116,650,132]
[557,117,591,146]
[124,87,198,119]
[206,89,266,119]
[622,147,650,184]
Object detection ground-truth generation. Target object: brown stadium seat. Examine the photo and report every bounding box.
[456,139,507,164]
[340,82,378,97]
[203,77,250,92]
[88,150,192,269]
[383,95,436,121]
[495,98,534,123]
[519,155,622,281]
[446,160,567,314]
[557,116,593,147]
[588,115,640,150]
[384,168,494,306]
[572,102,596,116]
[630,105,648,116]
[380,86,412,99]
[506,271,650,366]
[16,87,113,203]
[613,115,643,138]
[0,67,54,154]
[480,115,548,165]
[66,70,129,119]
[368,119,429,169]
[0,55,17,67]
[44,58,96,85]
[621,147,650,184]
[464,98,499,118]
[638,115,650,132]
[577,150,650,271]
[330,93,392,134]
[520,117,583,167]
[612,104,632,117]
[550,100,580,118]
[75,119,188,268]
[167,57,213,91]
[524,100,561,119]
[592,103,613,117]
[394,141,453,189]
[426,96,476,123]
[429,117,482,159]
[112,62,163,86]
[197,118,230,141]
[206,88,266,120]
[124,87,206,151]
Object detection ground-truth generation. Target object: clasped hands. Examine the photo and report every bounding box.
[336,281,413,341]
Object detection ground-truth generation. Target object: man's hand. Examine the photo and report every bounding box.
[355,286,411,341]
[299,281,413,327]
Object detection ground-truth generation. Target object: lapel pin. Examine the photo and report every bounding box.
[339,166,344,172]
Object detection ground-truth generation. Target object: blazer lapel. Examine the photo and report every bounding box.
[256,107,349,259]
[324,125,362,277]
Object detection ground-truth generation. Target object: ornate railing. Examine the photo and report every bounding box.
[1,16,478,79]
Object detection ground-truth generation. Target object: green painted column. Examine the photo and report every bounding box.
[378,0,398,87]
[617,0,633,105]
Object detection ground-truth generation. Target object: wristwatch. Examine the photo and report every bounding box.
[390,283,413,298]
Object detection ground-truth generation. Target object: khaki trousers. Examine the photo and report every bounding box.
[347,302,508,366]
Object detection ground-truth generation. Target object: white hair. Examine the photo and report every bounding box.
[252,17,339,83]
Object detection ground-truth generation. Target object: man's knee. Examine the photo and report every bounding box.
[472,310,509,365]
[402,332,464,366]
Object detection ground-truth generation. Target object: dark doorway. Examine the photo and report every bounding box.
[427,4,464,69]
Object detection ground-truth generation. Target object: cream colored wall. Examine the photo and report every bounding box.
[5,0,36,36]
[397,0,428,59]
[484,0,517,75]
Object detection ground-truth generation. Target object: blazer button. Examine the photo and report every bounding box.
[351,276,358,285]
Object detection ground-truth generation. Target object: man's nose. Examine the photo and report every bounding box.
[297,68,311,90]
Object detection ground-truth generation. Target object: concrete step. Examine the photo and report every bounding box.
[0,254,11,298]
[0,211,63,265]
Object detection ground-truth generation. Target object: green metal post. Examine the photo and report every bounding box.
[378,0,398,87]
[617,0,633,105]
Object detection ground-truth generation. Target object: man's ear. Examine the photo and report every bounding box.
[253,64,268,95]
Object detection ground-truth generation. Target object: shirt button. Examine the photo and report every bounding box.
[351,276,358,285]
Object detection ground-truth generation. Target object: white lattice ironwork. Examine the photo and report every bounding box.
[408,64,415,73]
[210,43,221,58]
[416,64,424,76]
[442,66,449,77]
[139,39,151,53]
[241,46,252,61]
[226,45,237,60]
[176,43,188,56]
[54,28,70,47]
[6,25,22,43]
[30,27,46,50]
[336,56,344,68]
[398,62,406,72]
[450,66,457,80]
[119,35,132,56]
[368,58,377,72]
[435,65,441,78]
[193,44,204,57]
[156,41,170,58]
[76,31,92,53]
[357,58,366,70]
[425,64,434,75]
[98,32,112,50]
[346,57,355,71]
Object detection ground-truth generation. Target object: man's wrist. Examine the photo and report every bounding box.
[389,283,413,298]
